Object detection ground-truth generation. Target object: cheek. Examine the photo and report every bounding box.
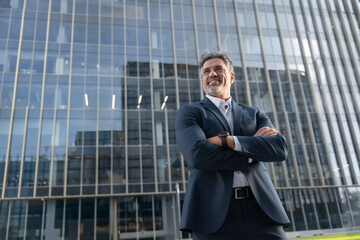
[202,77,208,85]
[202,79,208,89]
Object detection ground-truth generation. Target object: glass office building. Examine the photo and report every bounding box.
[0,0,359,239]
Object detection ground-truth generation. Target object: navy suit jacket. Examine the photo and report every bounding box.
[175,97,290,234]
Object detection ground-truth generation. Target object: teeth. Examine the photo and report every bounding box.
[209,80,219,85]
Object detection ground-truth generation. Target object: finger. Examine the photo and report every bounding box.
[253,127,269,136]
[259,130,273,136]
[254,127,278,136]
[254,127,272,136]
[262,131,277,136]
[265,128,278,135]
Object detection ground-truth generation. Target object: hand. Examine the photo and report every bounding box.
[207,136,221,146]
[207,136,235,149]
[253,126,278,137]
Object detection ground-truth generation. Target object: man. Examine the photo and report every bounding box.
[175,51,290,239]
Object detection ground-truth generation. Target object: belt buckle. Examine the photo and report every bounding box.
[234,188,248,199]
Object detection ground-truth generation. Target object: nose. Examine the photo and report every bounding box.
[209,68,217,77]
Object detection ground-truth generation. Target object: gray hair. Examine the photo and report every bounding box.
[199,51,234,73]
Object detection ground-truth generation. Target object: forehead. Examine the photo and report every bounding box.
[202,58,227,69]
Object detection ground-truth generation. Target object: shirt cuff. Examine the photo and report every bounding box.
[233,137,253,163]
[233,136,242,151]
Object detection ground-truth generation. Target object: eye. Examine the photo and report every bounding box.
[216,67,224,72]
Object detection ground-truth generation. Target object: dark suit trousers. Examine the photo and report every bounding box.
[192,197,288,240]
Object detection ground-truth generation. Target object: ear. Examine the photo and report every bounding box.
[230,72,235,84]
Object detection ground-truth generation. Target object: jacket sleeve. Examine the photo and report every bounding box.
[175,105,248,171]
[234,107,288,162]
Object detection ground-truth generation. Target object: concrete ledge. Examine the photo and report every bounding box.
[287,227,360,239]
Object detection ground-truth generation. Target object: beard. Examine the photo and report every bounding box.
[206,84,223,97]
[205,77,224,97]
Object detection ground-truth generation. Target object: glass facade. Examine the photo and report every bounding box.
[0,0,359,239]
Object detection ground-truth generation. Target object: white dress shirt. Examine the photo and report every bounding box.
[206,95,249,187]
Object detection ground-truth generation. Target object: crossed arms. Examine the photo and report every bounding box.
[207,126,279,149]
[175,105,288,171]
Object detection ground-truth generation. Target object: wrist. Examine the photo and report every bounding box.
[227,136,235,149]
[218,131,230,148]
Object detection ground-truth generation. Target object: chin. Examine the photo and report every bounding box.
[206,88,222,97]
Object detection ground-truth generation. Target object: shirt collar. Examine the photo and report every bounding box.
[206,95,232,109]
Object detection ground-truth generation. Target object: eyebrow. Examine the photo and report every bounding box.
[203,65,224,71]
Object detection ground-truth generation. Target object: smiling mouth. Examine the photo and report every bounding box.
[208,80,220,85]
[207,78,221,85]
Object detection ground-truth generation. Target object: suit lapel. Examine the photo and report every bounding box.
[231,100,243,136]
[200,98,232,134]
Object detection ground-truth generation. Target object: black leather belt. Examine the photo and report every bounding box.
[232,187,253,199]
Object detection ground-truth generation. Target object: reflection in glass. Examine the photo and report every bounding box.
[290,190,306,231]
[65,199,79,239]
[127,111,140,145]
[117,196,171,239]
[128,146,141,192]
[11,110,26,146]
[113,146,125,193]
[142,146,155,192]
[25,109,39,146]
[67,145,81,195]
[0,148,6,194]
[96,198,110,239]
[0,109,11,146]
[325,188,342,228]
[37,147,51,196]
[52,147,65,196]
[8,201,26,239]
[6,147,22,197]
[80,198,95,239]
[314,189,331,229]
[26,200,43,239]
[0,201,9,239]
[20,147,36,197]
[98,147,111,194]
[40,110,54,146]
